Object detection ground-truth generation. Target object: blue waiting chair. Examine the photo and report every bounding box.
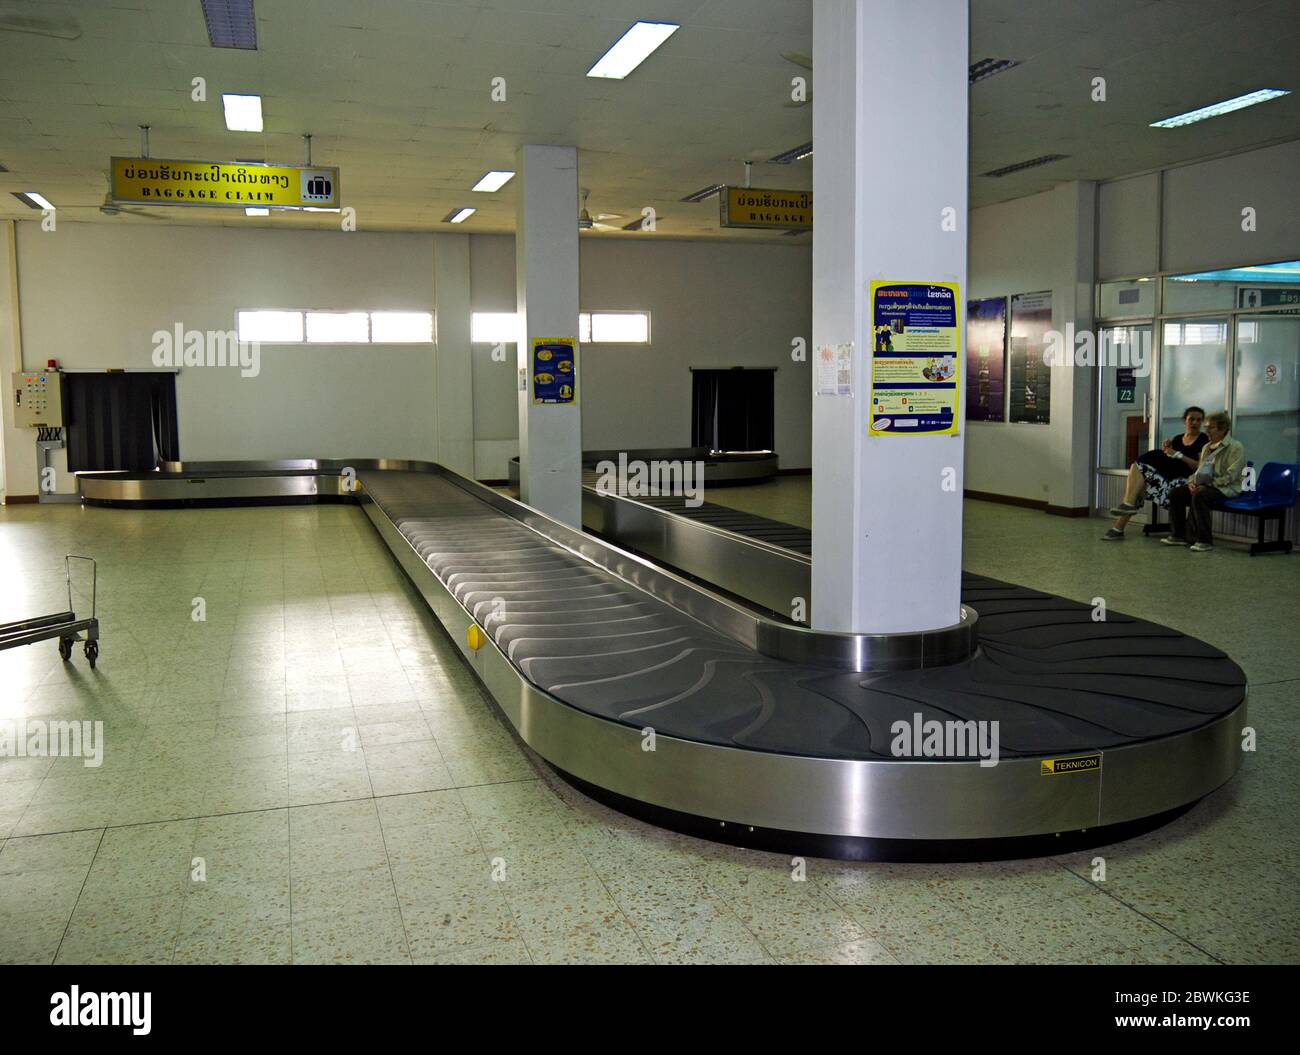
[1214,462,1300,555]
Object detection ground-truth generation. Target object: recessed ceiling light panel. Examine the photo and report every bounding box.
[201,0,257,49]
[768,141,813,164]
[969,58,1019,83]
[222,93,263,132]
[979,154,1069,178]
[587,21,679,79]
[1150,88,1290,128]
[679,184,724,203]
[13,191,54,210]
[471,170,515,192]
[444,207,475,224]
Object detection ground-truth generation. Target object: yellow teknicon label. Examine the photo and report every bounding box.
[1040,753,1102,776]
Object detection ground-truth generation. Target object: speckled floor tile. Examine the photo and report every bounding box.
[173,922,292,965]
[291,907,410,964]
[56,894,184,965]
[401,889,518,958]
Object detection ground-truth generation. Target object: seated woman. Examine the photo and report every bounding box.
[1100,406,1207,540]
[1163,411,1247,552]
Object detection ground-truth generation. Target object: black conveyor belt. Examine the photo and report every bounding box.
[615,493,814,554]
[364,470,1245,762]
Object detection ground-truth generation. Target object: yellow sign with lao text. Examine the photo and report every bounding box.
[110,158,341,210]
[720,186,811,230]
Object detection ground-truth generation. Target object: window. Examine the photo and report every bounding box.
[471,313,520,344]
[371,312,434,343]
[305,311,369,343]
[237,310,303,343]
[471,310,650,344]
[234,310,433,344]
[582,311,650,344]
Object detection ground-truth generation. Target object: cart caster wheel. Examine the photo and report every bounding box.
[58,637,73,661]
[84,641,98,669]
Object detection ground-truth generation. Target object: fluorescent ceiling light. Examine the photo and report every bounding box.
[768,141,813,164]
[201,0,257,49]
[980,153,1068,178]
[444,207,475,223]
[471,170,515,192]
[371,312,434,343]
[587,21,678,79]
[245,207,269,216]
[222,93,263,132]
[237,310,302,343]
[14,191,55,210]
[305,311,369,344]
[1151,89,1289,128]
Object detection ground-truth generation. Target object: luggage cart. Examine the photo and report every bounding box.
[0,555,100,668]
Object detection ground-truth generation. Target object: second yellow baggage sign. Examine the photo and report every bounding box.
[110,158,341,210]
[719,186,811,230]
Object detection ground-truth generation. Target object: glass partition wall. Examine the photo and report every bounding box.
[1095,263,1300,520]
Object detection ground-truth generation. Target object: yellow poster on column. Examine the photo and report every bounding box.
[868,281,961,436]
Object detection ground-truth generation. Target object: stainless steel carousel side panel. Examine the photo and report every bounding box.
[358,482,1243,842]
[582,488,810,618]
[1097,702,1247,825]
[78,472,343,502]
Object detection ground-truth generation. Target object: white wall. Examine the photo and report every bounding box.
[6,222,437,496]
[469,234,813,478]
[966,181,1096,509]
[3,221,814,494]
[1162,139,1300,276]
[1097,139,1300,280]
[1097,173,1160,279]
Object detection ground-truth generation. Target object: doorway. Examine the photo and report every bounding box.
[690,368,774,453]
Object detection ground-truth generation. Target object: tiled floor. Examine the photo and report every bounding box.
[0,490,1296,964]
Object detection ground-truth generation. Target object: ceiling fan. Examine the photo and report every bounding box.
[97,195,167,221]
[578,188,624,232]
[781,49,813,108]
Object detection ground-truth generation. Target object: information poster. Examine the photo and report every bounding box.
[1008,291,1052,425]
[868,281,961,436]
[816,342,853,397]
[965,297,1006,422]
[531,337,576,404]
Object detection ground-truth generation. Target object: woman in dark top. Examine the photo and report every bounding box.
[1101,406,1209,540]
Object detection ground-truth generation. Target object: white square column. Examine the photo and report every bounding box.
[515,144,582,527]
[811,0,969,634]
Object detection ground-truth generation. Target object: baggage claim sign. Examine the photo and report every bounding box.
[110,158,341,210]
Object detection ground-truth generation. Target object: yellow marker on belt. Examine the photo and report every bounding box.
[466,624,485,651]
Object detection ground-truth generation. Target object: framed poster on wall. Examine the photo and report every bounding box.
[966,297,1006,422]
[1008,291,1052,425]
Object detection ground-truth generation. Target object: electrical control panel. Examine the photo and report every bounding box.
[13,370,64,428]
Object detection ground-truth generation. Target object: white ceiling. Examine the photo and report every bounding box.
[0,0,1297,240]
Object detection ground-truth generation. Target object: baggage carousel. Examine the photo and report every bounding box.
[76,460,1247,860]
